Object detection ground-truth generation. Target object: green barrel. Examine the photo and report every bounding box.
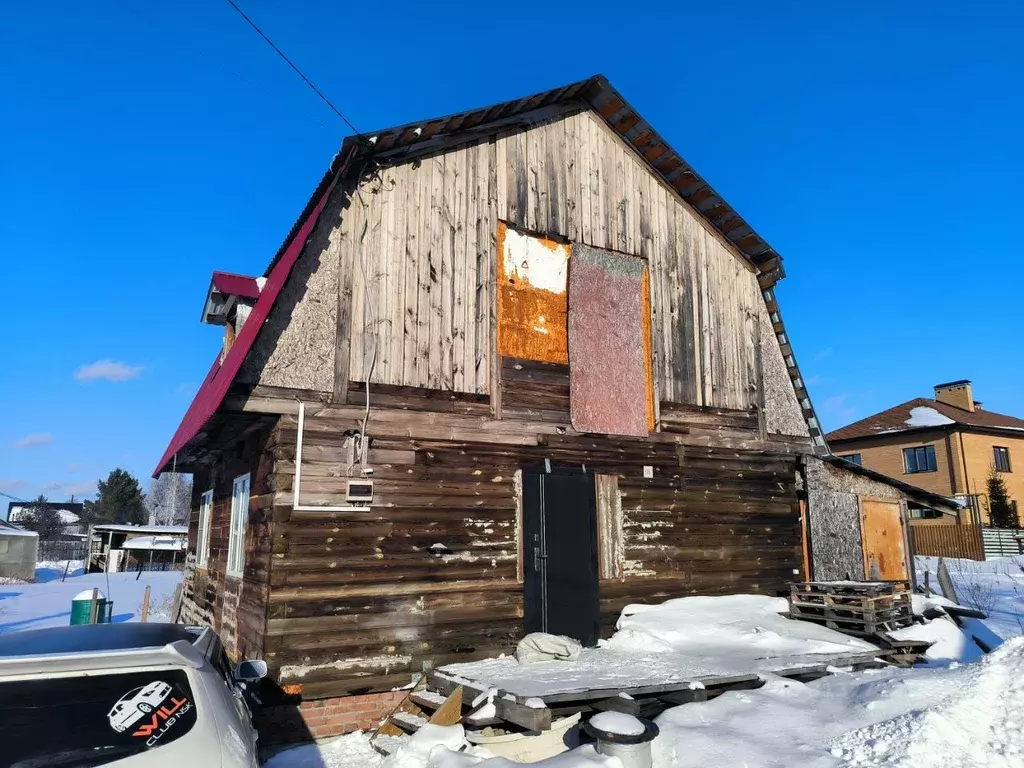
[70,590,111,625]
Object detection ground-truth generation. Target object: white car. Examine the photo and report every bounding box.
[0,622,268,767]
[109,680,174,732]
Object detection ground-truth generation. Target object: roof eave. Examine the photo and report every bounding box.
[824,454,961,513]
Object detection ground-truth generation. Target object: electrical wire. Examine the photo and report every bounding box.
[223,0,360,134]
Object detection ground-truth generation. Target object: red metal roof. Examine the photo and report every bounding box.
[211,271,261,300]
[152,150,351,476]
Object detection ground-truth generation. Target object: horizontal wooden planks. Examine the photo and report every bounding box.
[262,407,803,698]
[499,356,570,422]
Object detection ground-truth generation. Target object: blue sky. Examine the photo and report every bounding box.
[1,1,1021,502]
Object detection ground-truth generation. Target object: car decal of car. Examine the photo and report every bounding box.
[107,681,172,733]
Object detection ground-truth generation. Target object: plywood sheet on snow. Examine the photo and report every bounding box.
[496,222,570,364]
[860,499,909,581]
[568,245,653,437]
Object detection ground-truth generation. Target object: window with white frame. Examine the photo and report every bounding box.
[196,489,213,568]
[226,473,250,578]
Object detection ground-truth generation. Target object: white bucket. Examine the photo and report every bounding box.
[466,712,581,762]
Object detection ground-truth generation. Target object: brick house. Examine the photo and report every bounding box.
[826,380,1023,525]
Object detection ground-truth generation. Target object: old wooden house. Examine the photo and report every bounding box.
[155,76,948,737]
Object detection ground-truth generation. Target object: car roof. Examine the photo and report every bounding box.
[0,623,203,658]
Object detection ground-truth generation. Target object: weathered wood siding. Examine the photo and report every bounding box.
[253,395,802,698]
[330,108,771,412]
[495,109,762,409]
[180,425,276,659]
[344,139,496,394]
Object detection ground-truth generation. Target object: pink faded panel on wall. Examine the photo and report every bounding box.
[568,245,651,437]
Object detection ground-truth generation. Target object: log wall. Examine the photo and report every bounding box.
[181,424,276,660]
[254,393,803,699]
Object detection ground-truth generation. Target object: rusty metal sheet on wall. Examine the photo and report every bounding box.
[497,222,570,364]
[568,245,653,437]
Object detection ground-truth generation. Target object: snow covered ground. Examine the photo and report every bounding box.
[33,559,86,582]
[265,641,1024,768]
[441,595,875,699]
[916,555,1024,639]
[659,638,1024,767]
[264,559,1024,767]
[0,569,182,632]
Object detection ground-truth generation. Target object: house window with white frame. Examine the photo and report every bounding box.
[196,489,213,568]
[226,473,250,578]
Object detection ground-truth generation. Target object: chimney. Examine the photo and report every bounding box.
[934,380,974,412]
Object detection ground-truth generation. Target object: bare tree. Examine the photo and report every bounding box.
[146,473,193,526]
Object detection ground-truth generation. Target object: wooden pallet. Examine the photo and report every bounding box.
[371,683,464,756]
[790,615,912,637]
[791,593,911,611]
[790,601,912,619]
[792,580,911,596]
[789,581,914,637]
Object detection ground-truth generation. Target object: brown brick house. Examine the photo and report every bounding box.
[826,380,1023,525]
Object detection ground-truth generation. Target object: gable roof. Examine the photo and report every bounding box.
[155,76,820,474]
[827,397,1024,442]
[211,271,261,300]
[153,147,354,475]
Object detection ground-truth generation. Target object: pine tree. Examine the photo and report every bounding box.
[987,466,1018,529]
[21,495,64,539]
[86,469,148,525]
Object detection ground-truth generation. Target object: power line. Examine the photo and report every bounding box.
[223,0,359,135]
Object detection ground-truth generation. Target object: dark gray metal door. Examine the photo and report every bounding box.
[522,466,600,646]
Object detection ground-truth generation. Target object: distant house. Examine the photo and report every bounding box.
[5,501,85,537]
[87,523,188,573]
[826,380,1023,525]
[0,519,38,580]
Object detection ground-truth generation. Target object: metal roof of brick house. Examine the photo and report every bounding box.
[826,397,1024,442]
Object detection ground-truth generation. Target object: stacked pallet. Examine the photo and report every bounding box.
[789,581,914,637]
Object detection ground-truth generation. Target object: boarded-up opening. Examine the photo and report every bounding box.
[567,245,653,436]
[497,222,570,364]
[595,474,624,580]
[860,498,909,580]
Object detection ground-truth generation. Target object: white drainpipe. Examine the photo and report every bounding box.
[292,401,367,513]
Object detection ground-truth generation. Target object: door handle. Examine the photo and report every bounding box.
[534,547,546,570]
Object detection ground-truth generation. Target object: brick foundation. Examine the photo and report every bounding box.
[254,691,407,744]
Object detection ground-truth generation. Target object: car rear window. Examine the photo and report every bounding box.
[0,668,198,768]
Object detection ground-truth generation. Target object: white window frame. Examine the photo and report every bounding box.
[196,489,213,568]
[226,473,250,578]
